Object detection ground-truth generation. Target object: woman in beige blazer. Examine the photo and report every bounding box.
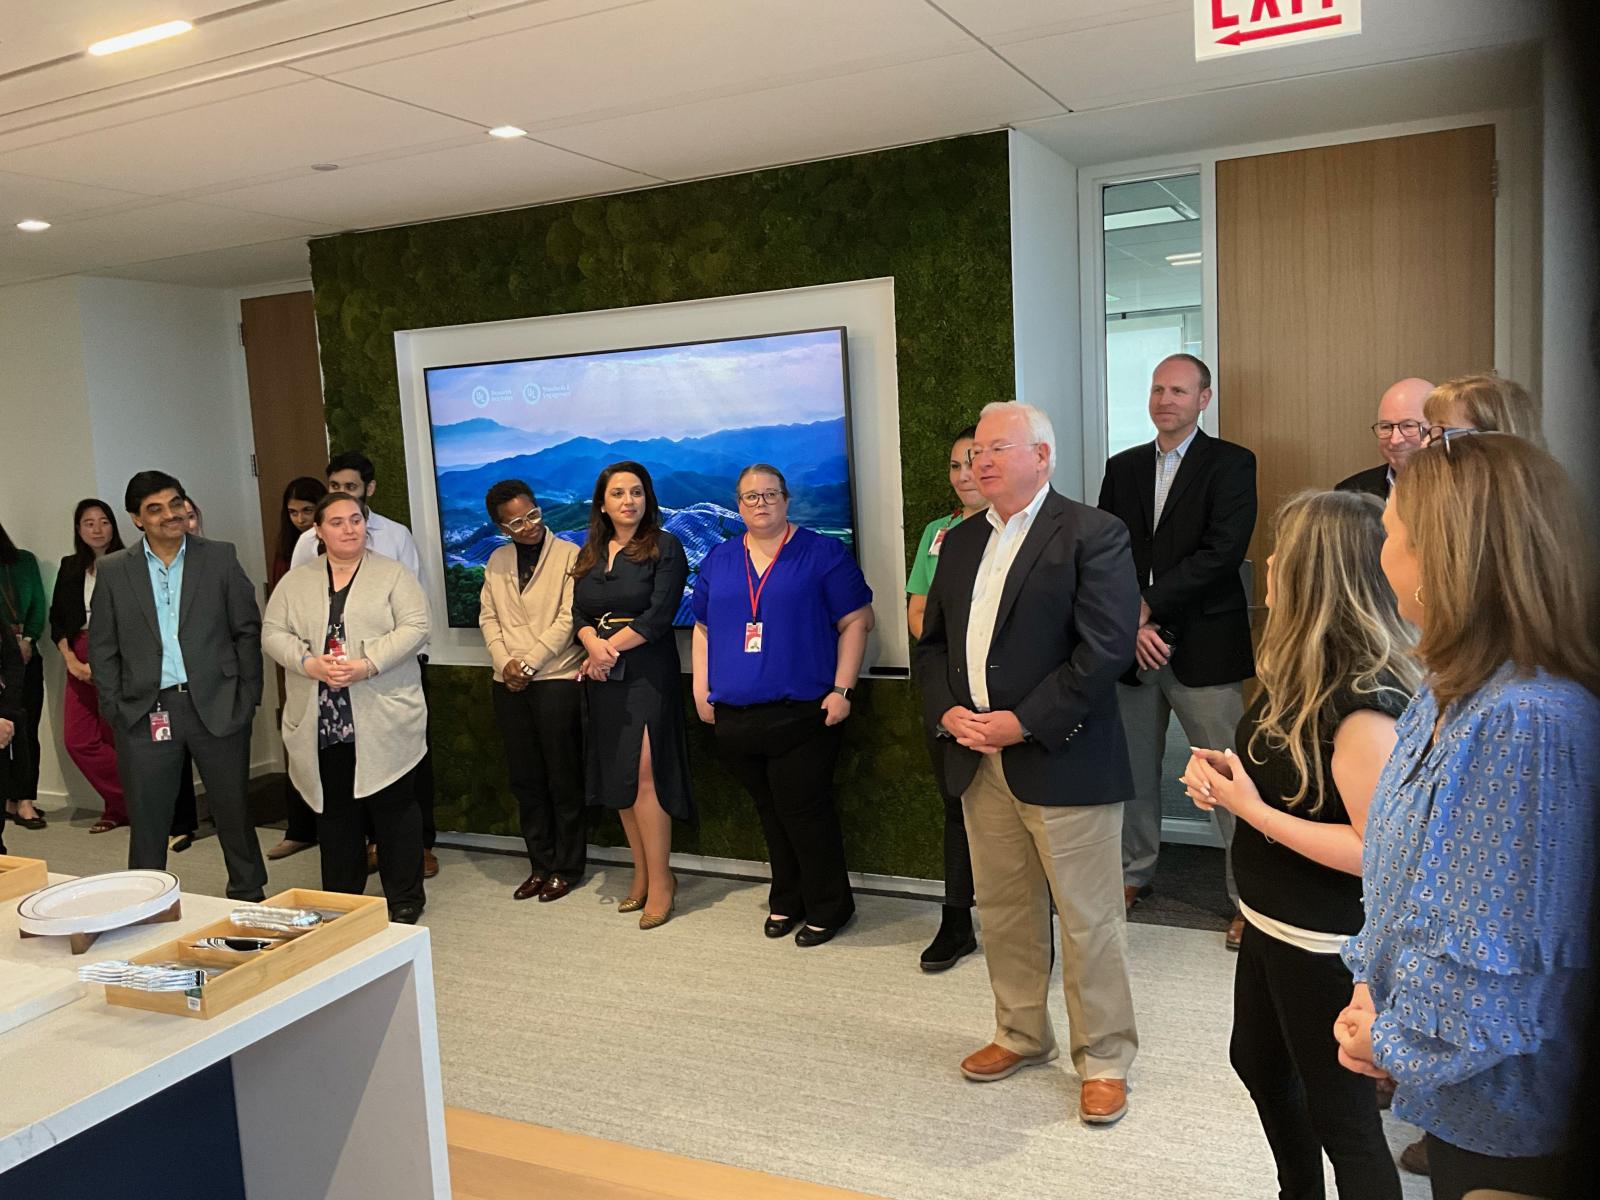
[263,493,431,923]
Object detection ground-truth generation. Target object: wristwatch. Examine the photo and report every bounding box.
[830,685,853,701]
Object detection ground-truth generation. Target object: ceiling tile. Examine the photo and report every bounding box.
[0,78,478,194]
[92,237,316,287]
[196,138,658,229]
[538,50,1059,180]
[934,0,1183,41]
[0,170,156,223]
[328,0,975,130]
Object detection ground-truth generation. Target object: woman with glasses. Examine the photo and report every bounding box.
[1182,490,1416,1200]
[1421,374,1543,448]
[49,500,129,833]
[479,480,586,903]
[1332,433,1598,1200]
[907,425,985,970]
[691,464,874,946]
[572,461,692,930]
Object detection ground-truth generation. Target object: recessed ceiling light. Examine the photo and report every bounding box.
[17,219,51,232]
[88,20,194,57]
[487,125,528,139]
[311,163,340,172]
[1104,206,1189,231]
[1166,252,1203,266]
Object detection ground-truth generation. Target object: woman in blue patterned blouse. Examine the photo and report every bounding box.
[1333,431,1599,1200]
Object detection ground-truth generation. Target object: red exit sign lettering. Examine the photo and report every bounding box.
[1195,0,1362,61]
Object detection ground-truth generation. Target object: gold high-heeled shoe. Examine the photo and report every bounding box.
[618,894,646,914]
[638,874,678,930]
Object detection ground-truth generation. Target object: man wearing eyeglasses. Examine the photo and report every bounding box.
[1097,354,1257,950]
[478,480,586,902]
[914,401,1141,1127]
[1335,377,1435,499]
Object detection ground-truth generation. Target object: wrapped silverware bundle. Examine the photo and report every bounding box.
[78,960,227,992]
[228,904,342,934]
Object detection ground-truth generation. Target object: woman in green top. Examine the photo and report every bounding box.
[0,521,48,829]
[906,425,985,971]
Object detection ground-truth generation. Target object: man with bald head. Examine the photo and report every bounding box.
[1336,377,1434,498]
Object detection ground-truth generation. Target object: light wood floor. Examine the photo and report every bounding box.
[447,1108,888,1200]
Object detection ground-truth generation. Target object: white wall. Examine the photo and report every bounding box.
[0,276,281,808]
[1008,130,1082,498]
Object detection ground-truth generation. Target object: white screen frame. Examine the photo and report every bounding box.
[394,277,907,672]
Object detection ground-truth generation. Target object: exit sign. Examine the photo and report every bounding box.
[1196,0,1361,61]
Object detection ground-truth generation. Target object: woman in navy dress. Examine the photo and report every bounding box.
[572,461,692,930]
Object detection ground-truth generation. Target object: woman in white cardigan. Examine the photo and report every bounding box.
[263,493,432,923]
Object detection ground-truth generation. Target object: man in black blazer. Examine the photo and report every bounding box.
[1097,354,1256,944]
[1334,377,1434,499]
[89,471,268,900]
[914,401,1140,1127]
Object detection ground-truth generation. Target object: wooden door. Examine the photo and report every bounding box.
[1216,126,1496,606]
[241,292,328,577]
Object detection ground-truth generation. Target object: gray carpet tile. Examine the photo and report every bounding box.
[10,801,1428,1199]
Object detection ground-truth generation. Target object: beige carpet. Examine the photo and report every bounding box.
[12,805,1428,1199]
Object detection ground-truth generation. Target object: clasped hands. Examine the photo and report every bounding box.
[304,654,374,689]
[577,631,619,681]
[940,706,1024,753]
[1179,746,1266,819]
[1134,600,1171,673]
[1332,981,1387,1081]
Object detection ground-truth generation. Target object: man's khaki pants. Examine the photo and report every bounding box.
[962,753,1139,1080]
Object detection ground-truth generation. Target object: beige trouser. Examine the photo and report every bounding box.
[962,753,1139,1080]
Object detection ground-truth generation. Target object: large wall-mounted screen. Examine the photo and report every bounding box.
[423,327,855,628]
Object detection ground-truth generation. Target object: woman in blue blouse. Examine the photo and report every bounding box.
[1334,431,1599,1200]
[691,464,874,946]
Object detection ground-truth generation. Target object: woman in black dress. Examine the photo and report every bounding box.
[572,461,692,929]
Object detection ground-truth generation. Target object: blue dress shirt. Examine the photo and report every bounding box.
[1344,666,1597,1157]
[143,536,189,690]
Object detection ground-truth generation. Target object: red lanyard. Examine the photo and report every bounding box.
[744,525,793,623]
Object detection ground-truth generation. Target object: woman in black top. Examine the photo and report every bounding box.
[572,461,692,930]
[1182,490,1419,1200]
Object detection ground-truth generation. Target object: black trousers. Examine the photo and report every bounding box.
[317,741,423,910]
[283,776,319,843]
[1426,1135,1570,1200]
[1230,921,1401,1200]
[170,750,198,837]
[416,656,436,849]
[716,698,853,929]
[116,689,267,901]
[492,680,586,880]
[923,725,973,908]
[5,652,43,802]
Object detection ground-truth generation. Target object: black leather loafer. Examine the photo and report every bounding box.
[764,915,800,938]
[389,904,425,925]
[795,914,852,947]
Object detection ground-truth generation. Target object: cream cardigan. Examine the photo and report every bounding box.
[262,552,430,810]
[477,536,584,682]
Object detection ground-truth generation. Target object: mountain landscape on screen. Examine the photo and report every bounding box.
[420,329,856,628]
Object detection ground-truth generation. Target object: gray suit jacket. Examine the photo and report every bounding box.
[87,536,263,737]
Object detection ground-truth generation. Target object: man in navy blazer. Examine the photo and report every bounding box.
[89,470,267,901]
[914,400,1140,1127]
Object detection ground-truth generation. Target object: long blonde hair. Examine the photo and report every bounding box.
[1423,374,1544,446]
[1393,433,1600,714]
[1250,491,1421,811]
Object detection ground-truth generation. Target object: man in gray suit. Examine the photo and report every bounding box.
[89,471,268,900]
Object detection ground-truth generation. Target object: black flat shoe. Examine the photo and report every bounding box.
[795,914,852,947]
[389,904,425,925]
[764,915,800,939]
[169,832,194,853]
[14,810,46,830]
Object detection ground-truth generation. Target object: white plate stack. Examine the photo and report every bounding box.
[16,871,182,938]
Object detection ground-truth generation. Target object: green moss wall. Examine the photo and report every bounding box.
[308,132,1014,879]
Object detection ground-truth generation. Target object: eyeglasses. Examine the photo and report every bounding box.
[737,490,785,507]
[1428,427,1508,455]
[964,442,1028,466]
[1371,420,1427,441]
[498,510,542,533]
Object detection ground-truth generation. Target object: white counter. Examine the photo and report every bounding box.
[0,876,451,1199]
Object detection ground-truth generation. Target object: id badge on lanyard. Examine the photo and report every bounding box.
[743,527,793,654]
[149,704,172,742]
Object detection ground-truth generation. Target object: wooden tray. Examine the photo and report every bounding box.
[101,888,388,1019]
[0,854,48,903]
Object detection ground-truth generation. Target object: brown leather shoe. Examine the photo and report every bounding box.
[423,849,440,879]
[959,1042,1059,1082]
[538,876,573,903]
[1124,884,1152,911]
[366,844,378,875]
[1226,914,1245,951]
[1079,1078,1128,1125]
[1399,1136,1430,1176]
[514,872,548,901]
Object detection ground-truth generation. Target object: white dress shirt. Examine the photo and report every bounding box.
[964,482,1051,712]
[1149,425,1198,582]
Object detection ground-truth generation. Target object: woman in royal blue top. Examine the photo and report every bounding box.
[1333,431,1599,1200]
[691,464,874,946]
